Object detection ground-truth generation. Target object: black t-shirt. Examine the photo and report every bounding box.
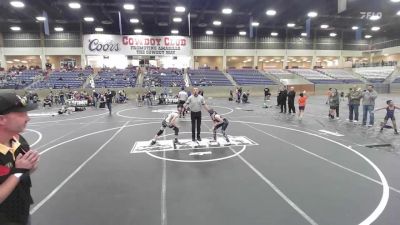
[264,88,271,96]
[287,91,296,100]
[0,136,33,224]
[105,93,113,103]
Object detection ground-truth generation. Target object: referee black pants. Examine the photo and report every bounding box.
[191,111,202,140]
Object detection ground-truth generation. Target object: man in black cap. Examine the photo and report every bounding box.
[0,92,40,225]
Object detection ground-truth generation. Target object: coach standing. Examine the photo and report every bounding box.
[0,92,40,225]
[287,86,296,114]
[184,88,209,142]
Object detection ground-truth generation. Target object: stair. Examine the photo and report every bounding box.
[383,67,400,84]
[222,71,237,86]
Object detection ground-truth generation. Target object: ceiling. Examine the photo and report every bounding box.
[0,0,399,38]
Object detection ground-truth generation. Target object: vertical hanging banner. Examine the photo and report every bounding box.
[338,0,347,13]
[356,29,362,41]
[306,18,311,37]
[83,34,192,56]
[188,12,191,37]
[43,11,49,36]
[118,11,123,35]
[249,16,254,38]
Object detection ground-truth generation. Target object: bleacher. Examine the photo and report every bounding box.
[227,69,275,86]
[0,70,41,89]
[31,70,92,89]
[287,69,343,84]
[392,77,400,83]
[353,66,396,83]
[143,68,184,87]
[317,69,362,83]
[188,69,232,86]
[93,69,136,88]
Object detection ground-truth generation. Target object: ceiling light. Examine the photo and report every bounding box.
[266,9,277,16]
[365,35,372,39]
[95,27,103,32]
[175,6,186,12]
[301,32,307,37]
[287,23,295,27]
[213,20,222,26]
[352,26,359,30]
[10,26,21,31]
[369,15,381,21]
[173,17,182,22]
[130,18,139,23]
[54,27,64,32]
[222,8,232,14]
[308,11,318,18]
[320,24,329,29]
[36,16,46,21]
[171,29,179,34]
[6,61,13,63]
[134,29,142,34]
[330,32,337,37]
[13,59,20,62]
[84,17,94,22]
[10,1,25,8]
[68,2,81,9]
[397,10,400,15]
[21,60,28,63]
[239,31,246,36]
[371,26,380,31]
[384,54,389,56]
[123,3,135,10]
[251,22,259,27]
[271,32,278,36]
[206,30,213,35]
[391,0,400,2]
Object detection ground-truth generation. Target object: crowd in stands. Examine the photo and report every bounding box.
[143,67,185,88]
[353,60,397,68]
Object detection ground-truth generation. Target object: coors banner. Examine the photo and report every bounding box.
[83,34,191,56]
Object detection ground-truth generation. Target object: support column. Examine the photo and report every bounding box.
[253,55,258,69]
[311,52,317,68]
[283,50,288,69]
[0,33,5,69]
[81,54,86,68]
[0,51,6,69]
[338,54,344,68]
[222,54,227,72]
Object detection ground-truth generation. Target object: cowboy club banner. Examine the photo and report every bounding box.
[83,34,191,56]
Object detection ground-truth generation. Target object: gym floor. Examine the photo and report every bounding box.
[23,94,400,225]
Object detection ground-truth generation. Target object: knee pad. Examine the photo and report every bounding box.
[157,129,164,136]
[173,127,179,135]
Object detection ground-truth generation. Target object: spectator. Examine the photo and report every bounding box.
[0,92,40,224]
[348,86,362,123]
[362,85,378,126]
[287,87,296,115]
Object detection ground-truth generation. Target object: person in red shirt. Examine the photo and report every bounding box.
[297,90,308,120]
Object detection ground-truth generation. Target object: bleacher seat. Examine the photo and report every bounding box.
[1,70,41,89]
[228,69,275,86]
[30,70,92,89]
[94,69,136,88]
[188,69,232,86]
[354,66,395,83]
[318,69,362,83]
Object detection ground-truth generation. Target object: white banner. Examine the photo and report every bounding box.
[83,34,192,56]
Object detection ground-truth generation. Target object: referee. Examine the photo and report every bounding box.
[184,88,209,142]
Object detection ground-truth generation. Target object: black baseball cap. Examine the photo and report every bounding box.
[0,92,38,115]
